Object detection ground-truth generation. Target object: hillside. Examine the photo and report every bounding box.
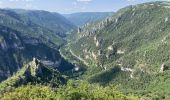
[66,1,170,73]
[64,12,113,26]
[0,59,137,100]
[2,1,170,99]
[0,58,65,93]
[11,9,76,37]
[0,9,76,82]
[0,9,65,47]
[61,1,170,99]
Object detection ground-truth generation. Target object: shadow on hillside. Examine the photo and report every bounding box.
[88,66,126,85]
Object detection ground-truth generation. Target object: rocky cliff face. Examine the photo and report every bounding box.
[0,25,74,82]
[0,9,77,82]
[0,58,65,92]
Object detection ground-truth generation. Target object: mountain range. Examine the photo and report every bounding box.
[63,12,113,26]
[0,1,170,100]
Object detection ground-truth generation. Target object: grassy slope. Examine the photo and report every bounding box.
[61,1,170,99]
[68,1,170,73]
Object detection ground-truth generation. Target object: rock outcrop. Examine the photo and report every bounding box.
[160,64,169,73]
[0,58,65,92]
[24,58,42,77]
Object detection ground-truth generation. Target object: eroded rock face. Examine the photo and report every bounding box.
[165,17,169,22]
[120,67,134,78]
[0,30,64,82]
[96,40,100,47]
[41,59,61,68]
[117,50,125,54]
[92,52,97,60]
[108,45,113,51]
[0,57,66,92]
[24,58,42,77]
[23,39,40,45]
[0,39,8,50]
[160,64,169,73]
[0,32,24,51]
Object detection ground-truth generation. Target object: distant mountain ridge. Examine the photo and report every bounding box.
[9,9,76,37]
[63,12,113,26]
[0,9,65,47]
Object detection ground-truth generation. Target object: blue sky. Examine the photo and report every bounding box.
[0,0,168,14]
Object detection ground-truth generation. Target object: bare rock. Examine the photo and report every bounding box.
[160,64,169,73]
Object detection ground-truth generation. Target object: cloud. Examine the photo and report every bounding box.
[77,0,93,2]
[72,2,78,6]
[0,1,2,7]
[125,0,137,1]
[25,3,33,8]
[9,0,33,2]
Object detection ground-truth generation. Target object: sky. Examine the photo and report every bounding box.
[0,0,168,14]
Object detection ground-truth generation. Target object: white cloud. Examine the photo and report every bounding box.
[72,2,78,6]
[77,0,93,2]
[9,0,33,2]
[126,0,136,1]
[0,1,2,6]
[25,3,33,8]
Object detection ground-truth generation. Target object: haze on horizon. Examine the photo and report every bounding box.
[0,0,168,14]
